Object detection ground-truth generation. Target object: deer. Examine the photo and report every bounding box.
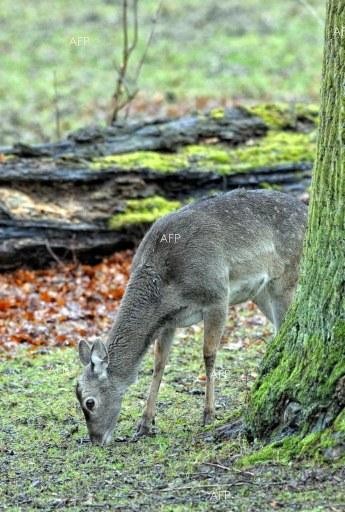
[76,189,307,446]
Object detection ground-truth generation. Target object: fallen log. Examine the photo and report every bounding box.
[0,104,317,269]
[1,106,267,158]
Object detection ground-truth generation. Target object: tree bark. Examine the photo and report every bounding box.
[247,0,345,441]
[1,106,267,158]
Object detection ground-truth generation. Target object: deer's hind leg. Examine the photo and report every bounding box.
[269,285,295,331]
[135,326,175,438]
[253,289,275,326]
[254,281,296,332]
[203,303,228,426]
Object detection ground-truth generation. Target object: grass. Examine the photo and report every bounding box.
[1,308,345,511]
[0,0,325,145]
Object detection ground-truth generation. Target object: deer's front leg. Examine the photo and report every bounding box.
[203,304,227,426]
[134,326,175,438]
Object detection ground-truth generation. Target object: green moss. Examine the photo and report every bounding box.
[239,412,345,467]
[249,103,318,130]
[182,144,231,171]
[224,131,315,173]
[91,147,232,174]
[259,182,282,191]
[334,409,345,431]
[248,316,345,436]
[246,277,345,459]
[92,130,315,176]
[91,103,317,176]
[184,131,315,174]
[183,144,231,163]
[295,103,319,124]
[237,424,345,467]
[91,151,188,172]
[249,104,289,129]
[238,436,300,467]
[209,107,225,120]
[108,196,181,229]
[333,320,345,340]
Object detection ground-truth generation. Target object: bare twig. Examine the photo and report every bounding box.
[45,240,64,267]
[123,0,129,61]
[109,0,162,124]
[128,0,139,55]
[70,234,78,266]
[53,71,61,140]
[109,0,136,124]
[159,479,293,493]
[297,0,324,27]
[200,462,255,477]
[159,481,261,493]
[134,0,162,81]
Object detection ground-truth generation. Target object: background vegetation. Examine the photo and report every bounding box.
[0,0,324,144]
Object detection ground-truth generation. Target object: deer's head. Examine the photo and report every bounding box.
[76,338,127,446]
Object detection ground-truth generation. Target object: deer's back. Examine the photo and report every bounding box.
[131,190,307,305]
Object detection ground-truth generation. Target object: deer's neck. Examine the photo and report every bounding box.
[105,265,164,377]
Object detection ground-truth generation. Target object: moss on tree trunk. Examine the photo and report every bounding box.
[247,0,345,442]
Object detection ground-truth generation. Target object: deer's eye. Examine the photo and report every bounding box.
[85,398,96,411]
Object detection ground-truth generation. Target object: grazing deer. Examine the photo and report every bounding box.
[76,189,307,445]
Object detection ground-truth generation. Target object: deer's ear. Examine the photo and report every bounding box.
[78,339,92,366]
[90,339,109,378]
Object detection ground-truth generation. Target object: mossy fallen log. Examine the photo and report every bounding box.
[2,106,267,158]
[0,104,317,269]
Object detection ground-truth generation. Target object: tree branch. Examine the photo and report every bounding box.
[109,0,162,124]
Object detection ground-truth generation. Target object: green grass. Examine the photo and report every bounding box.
[0,327,251,509]
[0,0,325,145]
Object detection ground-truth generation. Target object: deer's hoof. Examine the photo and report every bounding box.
[202,410,215,426]
[132,418,156,441]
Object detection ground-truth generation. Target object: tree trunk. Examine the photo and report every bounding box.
[247,0,345,442]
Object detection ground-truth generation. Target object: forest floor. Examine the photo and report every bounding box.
[1,0,325,145]
[1,252,344,511]
[0,2,339,510]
